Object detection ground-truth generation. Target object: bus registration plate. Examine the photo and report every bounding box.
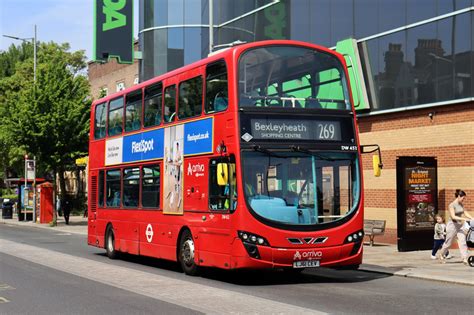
[293,260,320,268]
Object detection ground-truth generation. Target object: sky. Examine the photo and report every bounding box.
[0,0,138,61]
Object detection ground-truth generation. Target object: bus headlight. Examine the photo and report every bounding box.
[238,231,269,246]
[344,230,364,244]
[238,231,270,259]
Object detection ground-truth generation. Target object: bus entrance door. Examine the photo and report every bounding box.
[195,158,233,268]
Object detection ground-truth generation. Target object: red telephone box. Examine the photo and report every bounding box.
[36,182,54,224]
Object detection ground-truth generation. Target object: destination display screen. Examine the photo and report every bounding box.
[249,119,341,141]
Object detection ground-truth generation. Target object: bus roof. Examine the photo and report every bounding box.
[91,40,342,106]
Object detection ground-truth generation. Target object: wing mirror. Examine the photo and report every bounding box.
[361,144,383,177]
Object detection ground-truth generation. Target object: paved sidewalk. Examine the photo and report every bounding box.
[1,214,88,235]
[360,244,473,286]
[1,215,472,285]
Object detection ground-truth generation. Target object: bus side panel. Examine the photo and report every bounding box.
[114,219,140,255]
[195,215,232,269]
[139,221,181,261]
[96,216,107,248]
[183,157,209,212]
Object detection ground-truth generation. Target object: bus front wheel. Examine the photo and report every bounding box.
[179,230,199,276]
[105,227,119,259]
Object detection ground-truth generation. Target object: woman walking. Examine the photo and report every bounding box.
[439,190,472,265]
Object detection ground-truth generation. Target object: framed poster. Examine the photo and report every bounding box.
[397,157,437,252]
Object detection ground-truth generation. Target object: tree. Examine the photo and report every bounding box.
[0,42,91,211]
[0,43,35,184]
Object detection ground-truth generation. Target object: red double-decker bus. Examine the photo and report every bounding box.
[88,40,381,275]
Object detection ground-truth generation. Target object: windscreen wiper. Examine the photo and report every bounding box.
[291,146,335,161]
[292,146,353,162]
[253,145,285,158]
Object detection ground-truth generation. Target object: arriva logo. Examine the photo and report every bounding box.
[132,139,154,154]
[293,250,322,260]
[187,163,205,177]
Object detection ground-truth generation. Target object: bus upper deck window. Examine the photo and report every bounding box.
[179,76,203,119]
[144,83,162,128]
[164,85,176,123]
[206,61,228,113]
[125,91,142,132]
[94,102,106,139]
[108,97,124,136]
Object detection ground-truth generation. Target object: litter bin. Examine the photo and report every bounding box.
[2,200,13,219]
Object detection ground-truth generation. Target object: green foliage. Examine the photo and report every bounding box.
[0,42,34,79]
[1,194,18,200]
[0,41,91,179]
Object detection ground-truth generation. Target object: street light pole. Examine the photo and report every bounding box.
[33,25,37,83]
[2,24,37,83]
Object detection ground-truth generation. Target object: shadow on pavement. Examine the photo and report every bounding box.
[97,252,392,286]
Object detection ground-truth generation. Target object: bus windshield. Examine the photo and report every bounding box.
[242,150,360,226]
[238,46,350,110]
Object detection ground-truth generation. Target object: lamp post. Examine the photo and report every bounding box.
[3,25,37,82]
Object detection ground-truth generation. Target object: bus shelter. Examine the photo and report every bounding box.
[6,178,46,221]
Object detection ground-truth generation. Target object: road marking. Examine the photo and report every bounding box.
[0,296,10,303]
[0,239,325,314]
[54,233,72,236]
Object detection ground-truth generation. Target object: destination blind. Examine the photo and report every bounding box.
[250,119,341,141]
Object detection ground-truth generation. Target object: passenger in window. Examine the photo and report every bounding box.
[213,89,228,112]
[112,191,120,207]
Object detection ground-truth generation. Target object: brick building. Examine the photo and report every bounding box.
[359,103,473,243]
[88,41,139,100]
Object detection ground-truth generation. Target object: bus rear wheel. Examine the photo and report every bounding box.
[179,230,199,276]
[106,227,119,260]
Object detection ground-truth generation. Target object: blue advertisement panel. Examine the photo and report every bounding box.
[184,118,213,155]
[123,128,164,163]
